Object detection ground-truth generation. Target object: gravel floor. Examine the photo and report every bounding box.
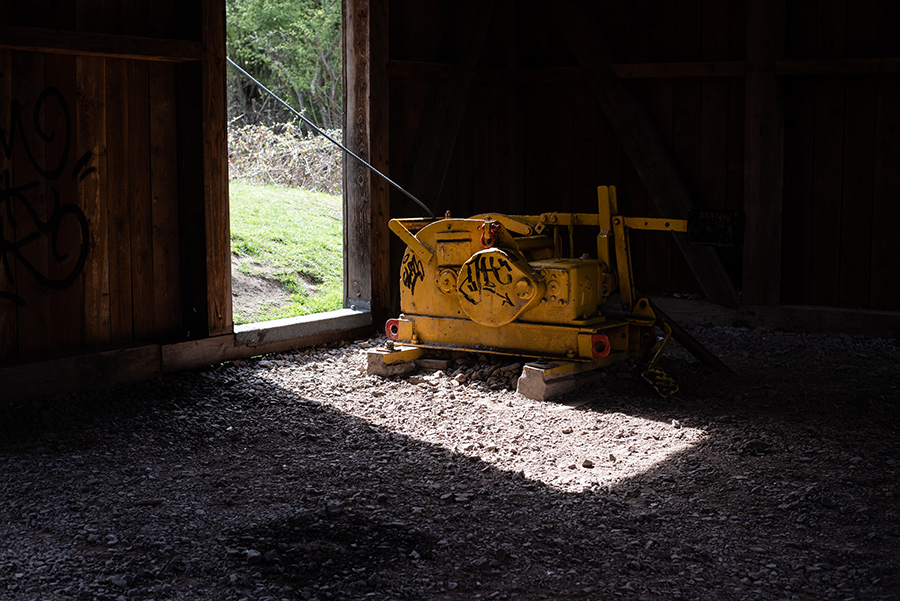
[1,325,899,600]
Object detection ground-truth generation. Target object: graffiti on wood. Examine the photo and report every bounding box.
[0,87,92,306]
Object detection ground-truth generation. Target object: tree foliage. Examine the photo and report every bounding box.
[226,0,342,129]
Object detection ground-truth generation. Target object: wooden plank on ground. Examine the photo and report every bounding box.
[2,344,161,401]
[553,0,739,308]
[76,55,110,347]
[201,0,231,336]
[650,295,900,338]
[742,0,784,305]
[148,62,182,335]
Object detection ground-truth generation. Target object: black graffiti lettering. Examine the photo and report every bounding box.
[459,254,514,306]
[0,88,92,306]
[401,254,425,295]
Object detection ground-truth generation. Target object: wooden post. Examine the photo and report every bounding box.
[742,0,784,305]
[368,0,392,324]
[343,0,374,313]
[201,0,231,336]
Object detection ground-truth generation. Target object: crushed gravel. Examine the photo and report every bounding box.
[1,325,899,600]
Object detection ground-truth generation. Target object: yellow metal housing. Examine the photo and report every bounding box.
[385,186,686,366]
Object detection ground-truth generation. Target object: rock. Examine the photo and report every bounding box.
[246,549,262,565]
[582,459,595,468]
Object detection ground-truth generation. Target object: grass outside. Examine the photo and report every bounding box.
[230,180,343,324]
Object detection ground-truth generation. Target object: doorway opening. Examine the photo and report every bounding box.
[224,0,345,326]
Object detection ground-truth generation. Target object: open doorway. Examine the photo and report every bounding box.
[224,0,344,326]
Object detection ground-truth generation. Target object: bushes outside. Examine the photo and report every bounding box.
[228,122,343,194]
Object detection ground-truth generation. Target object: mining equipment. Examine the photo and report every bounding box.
[367,185,739,400]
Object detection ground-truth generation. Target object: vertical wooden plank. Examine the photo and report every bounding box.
[0,49,16,360]
[838,0,878,308]
[522,0,551,216]
[486,82,514,214]
[345,0,375,311]
[808,0,846,306]
[13,51,50,358]
[369,0,393,322]
[148,64,181,336]
[44,53,84,353]
[780,0,817,304]
[128,60,154,339]
[742,0,785,305]
[201,0,232,335]
[76,55,110,346]
[700,0,730,209]
[106,58,132,343]
[571,82,599,217]
[870,76,900,309]
[671,0,703,294]
[639,0,674,293]
[148,0,177,39]
[76,0,108,34]
[175,61,207,338]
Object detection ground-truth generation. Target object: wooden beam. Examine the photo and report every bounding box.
[343,0,374,310]
[2,345,161,402]
[201,0,232,336]
[650,296,900,339]
[368,0,392,323]
[742,0,784,305]
[403,0,497,208]
[553,0,740,308]
[0,26,201,62]
[776,57,900,76]
[389,60,747,82]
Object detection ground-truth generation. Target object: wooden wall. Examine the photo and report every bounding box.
[374,0,900,313]
[0,0,230,363]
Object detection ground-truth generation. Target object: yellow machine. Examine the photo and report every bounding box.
[371,185,732,399]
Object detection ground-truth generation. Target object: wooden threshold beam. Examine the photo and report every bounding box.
[554,0,740,308]
[4,310,373,402]
[0,26,202,62]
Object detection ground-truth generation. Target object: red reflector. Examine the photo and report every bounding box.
[385,319,400,340]
[591,334,611,358]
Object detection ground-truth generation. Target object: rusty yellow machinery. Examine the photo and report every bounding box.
[368,185,735,400]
